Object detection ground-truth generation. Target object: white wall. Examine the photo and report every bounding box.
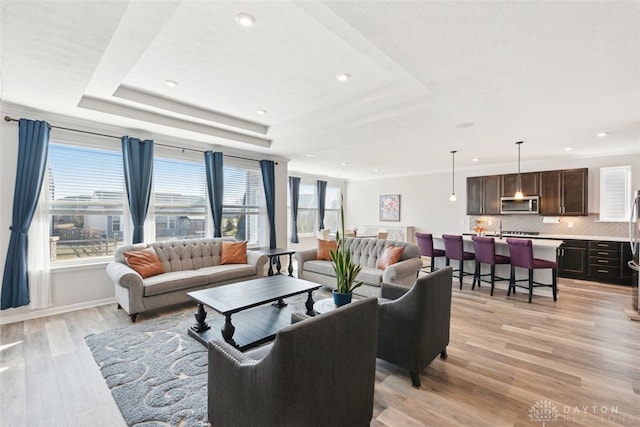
[0,104,288,324]
[345,154,640,237]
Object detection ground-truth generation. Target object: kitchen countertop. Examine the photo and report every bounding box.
[477,233,629,243]
[433,234,559,297]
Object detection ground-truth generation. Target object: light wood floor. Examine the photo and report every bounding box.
[1,277,639,426]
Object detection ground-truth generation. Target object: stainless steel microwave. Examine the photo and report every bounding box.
[500,196,539,214]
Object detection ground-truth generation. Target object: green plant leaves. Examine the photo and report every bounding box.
[329,194,363,294]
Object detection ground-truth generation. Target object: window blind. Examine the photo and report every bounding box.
[600,166,631,222]
[153,157,207,216]
[48,143,124,215]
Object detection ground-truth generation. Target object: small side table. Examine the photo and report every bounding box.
[260,248,296,277]
[313,295,365,315]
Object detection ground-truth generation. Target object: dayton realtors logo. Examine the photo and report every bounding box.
[529,400,560,426]
[529,401,636,424]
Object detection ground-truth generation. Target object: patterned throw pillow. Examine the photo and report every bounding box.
[317,239,337,261]
[376,245,403,270]
[124,247,165,278]
[221,241,248,264]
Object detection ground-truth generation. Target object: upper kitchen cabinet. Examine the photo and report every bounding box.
[501,172,540,197]
[467,175,501,215]
[540,168,588,216]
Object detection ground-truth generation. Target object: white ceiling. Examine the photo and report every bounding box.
[1,0,639,180]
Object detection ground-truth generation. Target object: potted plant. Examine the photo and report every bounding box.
[329,197,363,306]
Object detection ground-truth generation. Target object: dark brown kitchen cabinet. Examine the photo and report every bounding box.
[540,168,588,216]
[501,172,540,197]
[588,241,619,282]
[558,239,588,279]
[620,242,635,285]
[466,175,501,215]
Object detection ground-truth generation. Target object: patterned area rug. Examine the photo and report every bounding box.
[85,311,210,426]
[85,293,315,427]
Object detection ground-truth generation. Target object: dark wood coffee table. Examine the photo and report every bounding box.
[187,275,320,351]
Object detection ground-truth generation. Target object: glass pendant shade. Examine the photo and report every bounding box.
[514,141,523,199]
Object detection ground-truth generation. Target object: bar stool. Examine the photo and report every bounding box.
[415,232,446,273]
[442,234,475,289]
[471,236,511,296]
[506,238,558,303]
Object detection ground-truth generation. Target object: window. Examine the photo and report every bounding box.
[599,166,632,222]
[48,142,266,261]
[287,180,342,235]
[297,183,318,234]
[222,160,264,246]
[323,186,341,232]
[48,143,125,262]
[153,157,207,241]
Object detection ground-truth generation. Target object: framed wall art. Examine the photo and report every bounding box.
[379,194,400,222]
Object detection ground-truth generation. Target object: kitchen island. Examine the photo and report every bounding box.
[433,235,563,298]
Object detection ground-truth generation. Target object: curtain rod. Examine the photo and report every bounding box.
[3,116,276,164]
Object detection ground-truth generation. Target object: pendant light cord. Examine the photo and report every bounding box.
[451,150,457,194]
[516,141,523,190]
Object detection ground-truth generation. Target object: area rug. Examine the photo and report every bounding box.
[85,311,210,426]
[85,292,317,427]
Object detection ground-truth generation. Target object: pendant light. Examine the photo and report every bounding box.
[514,141,524,200]
[449,150,457,201]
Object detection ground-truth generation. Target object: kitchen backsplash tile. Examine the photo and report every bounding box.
[470,214,627,238]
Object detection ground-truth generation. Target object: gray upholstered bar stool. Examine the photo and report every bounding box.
[415,232,446,273]
[442,234,475,289]
[471,235,511,296]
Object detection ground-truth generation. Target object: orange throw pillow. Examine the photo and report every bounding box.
[376,245,404,270]
[221,241,248,264]
[317,239,337,261]
[124,247,165,278]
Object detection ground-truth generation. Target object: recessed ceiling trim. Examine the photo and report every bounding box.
[113,85,268,135]
[78,96,272,148]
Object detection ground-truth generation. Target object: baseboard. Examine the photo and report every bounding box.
[625,308,640,322]
[0,297,116,325]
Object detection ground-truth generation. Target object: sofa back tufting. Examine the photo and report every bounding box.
[344,237,420,268]
[114,237,236,273]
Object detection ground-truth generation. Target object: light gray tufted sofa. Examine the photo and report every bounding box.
[295,237,423,298]
[106,238,268,321]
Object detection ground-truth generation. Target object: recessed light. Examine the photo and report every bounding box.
[472,158,479,162]
[336,73,351,82]
[256,109,266,115]
[304,154,316,158]
[373,169,380,173]
[340,162,348,166]
[597,132,609,137]
[564,147,573,151]
[163,80,178,88]
[455,122,474,128]
[235,13,255,27]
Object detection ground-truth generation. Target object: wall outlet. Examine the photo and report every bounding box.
[488,220,493,226]
[568,221,574,228]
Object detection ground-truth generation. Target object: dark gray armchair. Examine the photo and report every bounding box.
[208,298,379,427]
[377,266,453,387]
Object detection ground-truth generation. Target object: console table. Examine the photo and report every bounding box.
[260,248,296,276]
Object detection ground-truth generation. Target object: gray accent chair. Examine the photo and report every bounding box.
[377,266,453,387]
[208,298,379,427]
